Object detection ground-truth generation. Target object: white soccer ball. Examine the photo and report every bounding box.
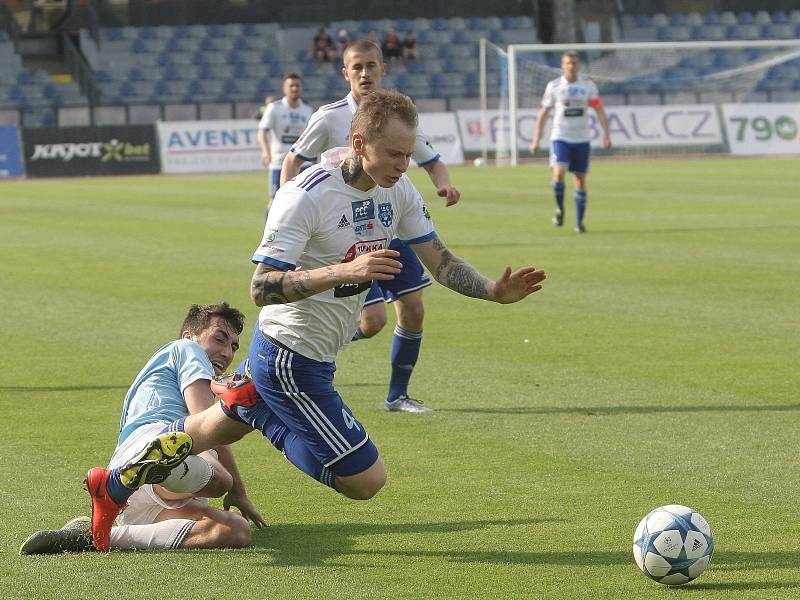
[632,504,714,586]
[473,157,486,167]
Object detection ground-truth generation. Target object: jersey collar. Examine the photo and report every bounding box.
[346,92,359,114]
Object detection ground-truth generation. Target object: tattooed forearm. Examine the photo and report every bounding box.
[252,266,336,306]
[431,238,491,299]
[291,270,314,298]
[252,271,288,305]
[341,156,364,185]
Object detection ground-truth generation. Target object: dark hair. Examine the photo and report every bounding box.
[284,72,302,81]
[351,89,417,144]
[181,302,245,337]
[343,39,384,65]
[562,50,580,61]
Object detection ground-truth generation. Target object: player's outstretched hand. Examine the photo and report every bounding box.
[344,249,402,282]
[492,266,546,304]
[224,491,268,528]
[437,184,460,207]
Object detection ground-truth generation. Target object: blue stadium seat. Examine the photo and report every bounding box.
[772,11,788,24]
[704,13,720,25]
[738,11,754,24]
[762,23,794,38]
[139,27,157,39]
[431,18,448,31]
[669,14,685,26]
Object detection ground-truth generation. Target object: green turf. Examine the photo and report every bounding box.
[1,157,799,599]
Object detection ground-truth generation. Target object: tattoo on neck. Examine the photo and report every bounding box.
[342,157,364,185]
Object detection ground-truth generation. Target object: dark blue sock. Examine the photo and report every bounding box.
[575,191,587,226]
[387,324,422,402]
[105,418,187,505]
[553,181,565,213]
[283,432,337,490]
[105,470,135,504]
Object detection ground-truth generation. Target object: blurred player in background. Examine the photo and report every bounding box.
[77,303,264,552]
[281,39,460,414]
[87,91,547,534]
[530,50,611,233]
[257,73,313,209]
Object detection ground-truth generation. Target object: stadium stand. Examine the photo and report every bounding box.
[2,8,799,126]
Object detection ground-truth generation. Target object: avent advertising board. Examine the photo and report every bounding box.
[158,120,261,174]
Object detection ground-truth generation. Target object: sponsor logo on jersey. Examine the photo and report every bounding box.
[265,229,278,242]
[377,202,393,227]
[422,204,431,220]
[342,238,387,262]
[337,215,351,228]
[351,199,375,223]
[335,238,386,298]
[354,221,374,235]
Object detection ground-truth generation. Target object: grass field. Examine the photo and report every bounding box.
[1,157,799,599]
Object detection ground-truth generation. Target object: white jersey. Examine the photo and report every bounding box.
[541,74,600,144]
[252,147,436,363]
[290,92,440,166]
[258,97,313,169]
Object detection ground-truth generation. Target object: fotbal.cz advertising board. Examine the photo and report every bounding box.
[417,112,464,165]
[456,105,723,152]
[22,125,160,177]
[157,120,261,174]
[0,125,24,178]
[721,103,800,156]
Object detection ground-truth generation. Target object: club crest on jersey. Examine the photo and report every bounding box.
[377,202,393,227]
[351,199,375,223]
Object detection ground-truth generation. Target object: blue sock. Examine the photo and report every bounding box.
[105,418,187,505]
[553,181,565,213]
[387,324,422,402]
[105,470,135,505]
[283,432,337,490]
[575,191,587,226]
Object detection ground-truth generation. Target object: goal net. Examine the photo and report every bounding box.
[479,40,800,165]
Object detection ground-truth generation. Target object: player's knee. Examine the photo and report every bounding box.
[359,305,387,337]
[207,513,251,549]
[396,297,424,331]
[338,460,387,500]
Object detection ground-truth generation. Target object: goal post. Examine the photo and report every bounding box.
[479,39,800,165]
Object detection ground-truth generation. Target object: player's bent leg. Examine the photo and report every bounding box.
[153,504,251,550]
[158,450,232,499]
[359,301,388,338]
[335,456,387,500]
[182,403,253,456]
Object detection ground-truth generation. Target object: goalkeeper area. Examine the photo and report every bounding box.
[2,156,799,597]
[478,39,800,164]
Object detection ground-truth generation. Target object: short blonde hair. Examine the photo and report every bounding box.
[343,39,383,65]
[350,89,417,144]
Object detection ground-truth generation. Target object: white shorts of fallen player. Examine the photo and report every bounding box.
[108,422,213,526]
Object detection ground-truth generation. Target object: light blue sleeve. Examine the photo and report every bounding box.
[171,339,214,394]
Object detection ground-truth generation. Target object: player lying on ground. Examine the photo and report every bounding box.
[72,303,265,552]
[85,90,547,548]
[20,448,255,554]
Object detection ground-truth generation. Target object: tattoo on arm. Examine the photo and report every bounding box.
[252,270,289,305]
[252,266,329,306]
[431,237,490,299]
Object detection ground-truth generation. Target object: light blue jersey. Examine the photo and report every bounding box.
[117,339,213,445]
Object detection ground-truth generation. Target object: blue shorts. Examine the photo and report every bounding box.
[229,329,379,476]
[364,239,432,306]
[550,140,591,175]
[269,167,281,198]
